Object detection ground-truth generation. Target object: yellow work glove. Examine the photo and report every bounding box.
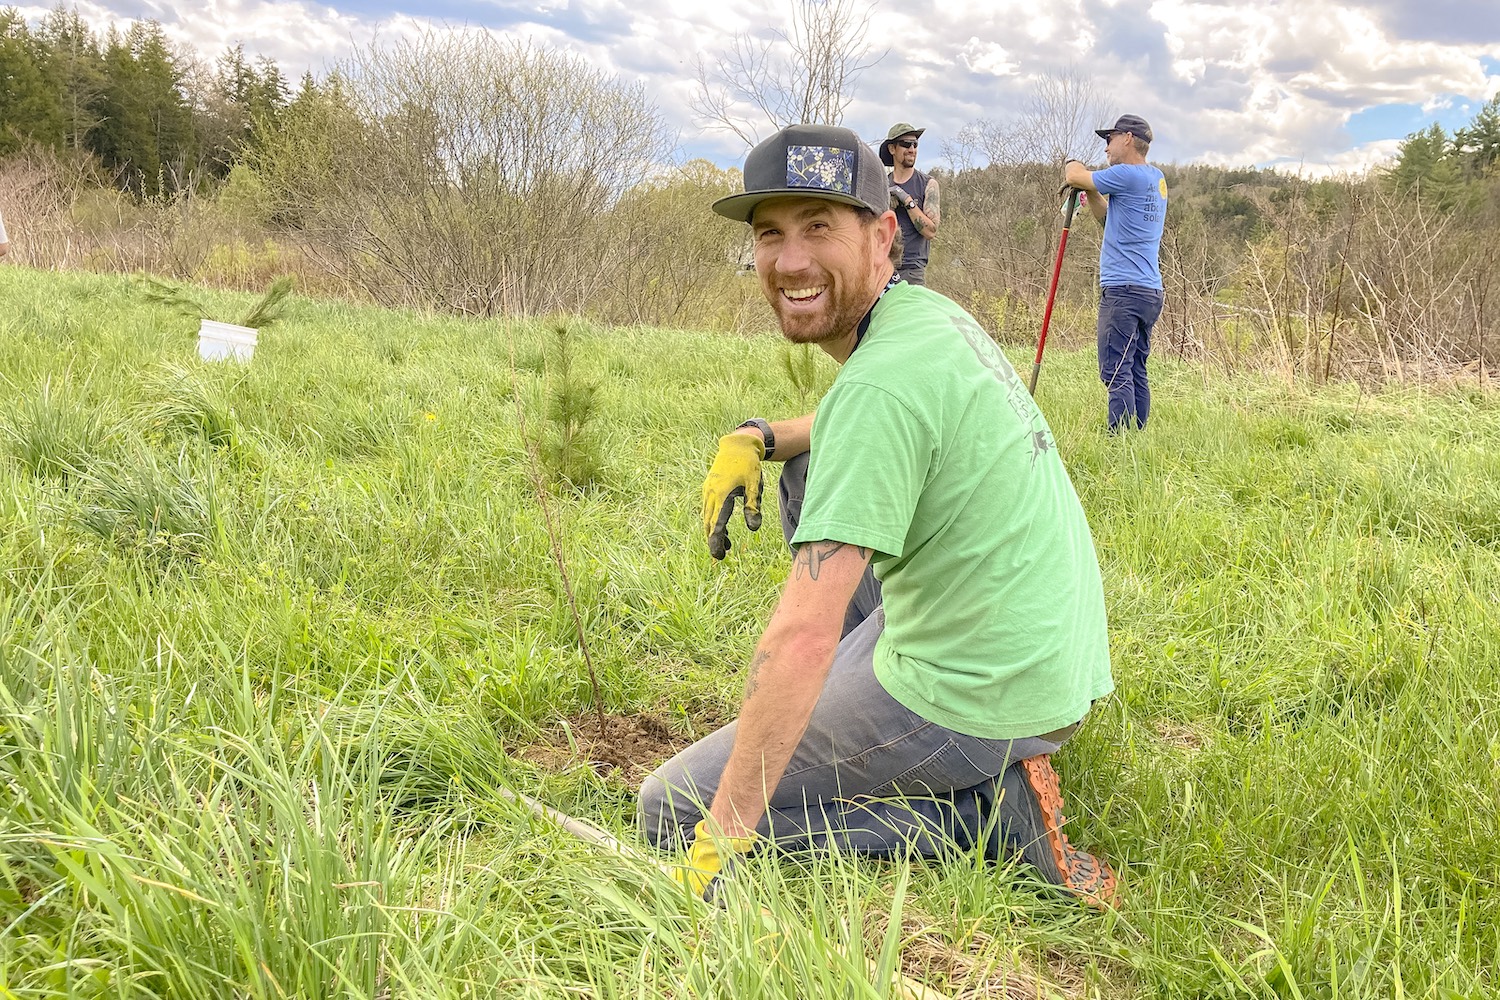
[672,819,757,901]
[701,433,765,560]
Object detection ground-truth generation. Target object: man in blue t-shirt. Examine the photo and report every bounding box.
[1064,114,1167,432]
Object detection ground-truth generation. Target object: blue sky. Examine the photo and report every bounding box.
[22,0,1500,176]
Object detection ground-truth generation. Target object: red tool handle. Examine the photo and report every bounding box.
[1028,189,1082,395]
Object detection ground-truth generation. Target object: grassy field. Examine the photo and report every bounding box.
[0,266,1497,999]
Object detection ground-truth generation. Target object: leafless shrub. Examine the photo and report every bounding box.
[945,65,1115,168]
[934,158,1498,387]
[1218,178,1497,384]
[592,159,761,330]
[0,142,309,293]
[1345,185,1496,380]
[692,0,885,146]
[254,30,675,317]
[929,163,1101,349]
[0,144,100,268]
[1158,209,1238,365]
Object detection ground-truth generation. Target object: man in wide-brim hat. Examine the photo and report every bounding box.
[879,121,940,286]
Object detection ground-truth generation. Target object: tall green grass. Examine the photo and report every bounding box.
[0,266,1496,997]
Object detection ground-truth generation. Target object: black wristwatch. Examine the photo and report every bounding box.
[736,418,775,459]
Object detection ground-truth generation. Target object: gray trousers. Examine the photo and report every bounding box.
[637,454,1072,857]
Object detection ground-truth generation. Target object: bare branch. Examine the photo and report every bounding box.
[692,0,886,148]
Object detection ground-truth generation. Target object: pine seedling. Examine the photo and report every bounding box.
[508,317,608,734]
[781,342,823,408]
[541,320,604,492]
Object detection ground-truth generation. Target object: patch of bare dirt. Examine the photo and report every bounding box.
[864,912,1082,1000]
[516,710,725,786]
[1153,720,1205,752]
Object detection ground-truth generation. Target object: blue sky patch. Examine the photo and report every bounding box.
[1345,98,1479,144]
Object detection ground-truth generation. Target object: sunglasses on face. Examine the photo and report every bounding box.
[895,139,919,149]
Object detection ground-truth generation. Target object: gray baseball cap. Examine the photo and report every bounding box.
[1095,114,1153,143]
[711,123,891,223]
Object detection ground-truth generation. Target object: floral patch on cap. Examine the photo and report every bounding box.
[786,145,854,194]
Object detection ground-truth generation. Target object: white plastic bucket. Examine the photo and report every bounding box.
[198,319,257,362]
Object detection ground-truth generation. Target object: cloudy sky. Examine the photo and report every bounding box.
[18,0,1500,176]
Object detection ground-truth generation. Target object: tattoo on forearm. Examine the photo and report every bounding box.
[744,649,770,699]
[792,541,870,581]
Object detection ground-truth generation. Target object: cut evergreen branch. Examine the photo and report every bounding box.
[132,273,294,329]
[239,275,295,330]
[133,273,207,319]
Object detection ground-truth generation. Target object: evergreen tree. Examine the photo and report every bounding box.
[198,46,288,177]
[248,70,361,226]
[249,55,288,138]
[0,9,64,153]
[94,25,157,193]
[1454,93,1500,178]
[201,44,256,174]
[1387,123,1462,209]
[129,21,196,191]
[91,22,194,195]
[37,5,106,151]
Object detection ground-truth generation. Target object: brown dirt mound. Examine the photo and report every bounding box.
[516,710,724,785]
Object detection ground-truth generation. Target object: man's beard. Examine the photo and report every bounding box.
[765,273,876,345]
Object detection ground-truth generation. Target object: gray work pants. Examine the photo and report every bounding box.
[636,454,1073,857]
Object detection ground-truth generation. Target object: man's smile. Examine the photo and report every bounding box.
[782,286,827,304]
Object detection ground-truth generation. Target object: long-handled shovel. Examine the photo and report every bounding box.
[1027,188,1082,396]
[497,787,950,1000]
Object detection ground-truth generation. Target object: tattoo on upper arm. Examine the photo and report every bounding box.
[924,179,940,228]
[792,541,871,581]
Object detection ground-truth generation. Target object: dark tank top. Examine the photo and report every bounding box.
[892,170,929,268]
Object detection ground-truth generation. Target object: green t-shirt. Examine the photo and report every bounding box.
[791,282,1112,739]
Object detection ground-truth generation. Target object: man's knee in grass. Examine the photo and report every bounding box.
[637,772,691,850]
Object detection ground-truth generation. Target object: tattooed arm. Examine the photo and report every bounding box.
[908,177,940,240]
[706,540,874,838]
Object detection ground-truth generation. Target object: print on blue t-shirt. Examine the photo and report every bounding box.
[1092,163,1166,290]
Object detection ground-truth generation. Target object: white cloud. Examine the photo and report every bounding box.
[1122,0,1500,168]
[15,0,1500,176]
[957,38,1019,78]
[16,0,370,76]
[1262,138,1404,179]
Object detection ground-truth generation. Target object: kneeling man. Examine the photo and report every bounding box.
[639,125,1118,908]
